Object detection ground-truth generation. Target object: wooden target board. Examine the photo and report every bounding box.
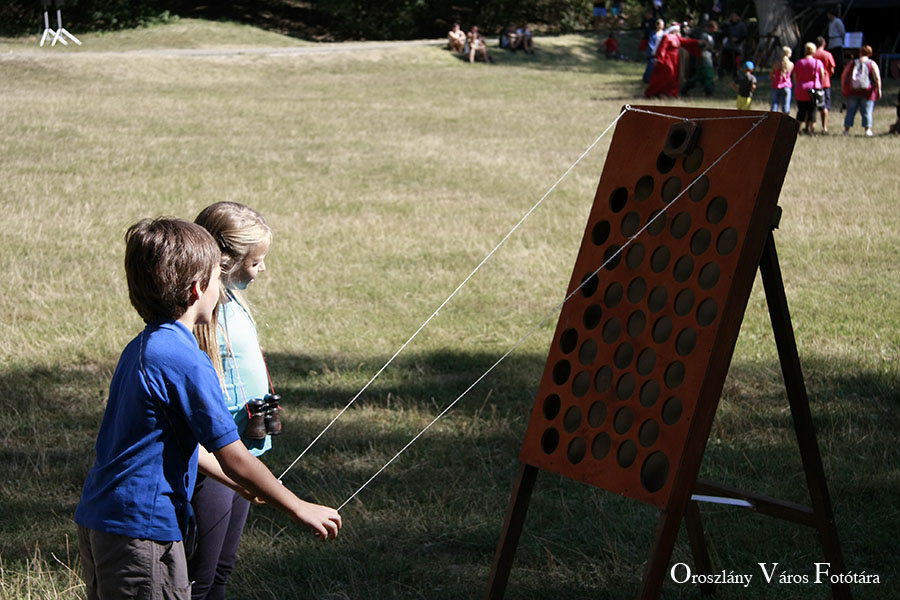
[489,106,850,600]
[518,106,797,507]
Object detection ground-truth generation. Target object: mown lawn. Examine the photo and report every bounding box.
[1,19,898,599]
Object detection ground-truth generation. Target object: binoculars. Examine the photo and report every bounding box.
[245,394,282,440]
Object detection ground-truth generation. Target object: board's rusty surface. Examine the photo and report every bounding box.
[519,106,799,508]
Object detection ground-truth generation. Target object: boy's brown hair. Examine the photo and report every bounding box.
[124,218,220,323]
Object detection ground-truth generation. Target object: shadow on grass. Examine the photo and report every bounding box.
[1,351,896,598]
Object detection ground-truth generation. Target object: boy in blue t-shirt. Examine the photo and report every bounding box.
[75,218,341,600]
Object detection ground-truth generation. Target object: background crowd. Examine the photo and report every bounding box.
[447,3,898,137]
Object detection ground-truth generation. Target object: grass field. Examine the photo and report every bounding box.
[1,19,898,600]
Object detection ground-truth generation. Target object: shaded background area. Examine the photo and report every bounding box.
[1,349,897,598]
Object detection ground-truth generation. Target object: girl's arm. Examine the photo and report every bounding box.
[213,440,342,539]
[197,445,261,504]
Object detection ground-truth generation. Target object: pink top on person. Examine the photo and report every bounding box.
[793,56,824,102]
[771,66,792,90]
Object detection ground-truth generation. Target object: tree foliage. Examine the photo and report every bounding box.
[0,0,595,39]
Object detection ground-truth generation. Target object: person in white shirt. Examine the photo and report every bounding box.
[826,9,846,73]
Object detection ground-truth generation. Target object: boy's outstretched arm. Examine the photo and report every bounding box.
[213,440,342,539]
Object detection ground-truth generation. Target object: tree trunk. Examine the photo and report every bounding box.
[753,0,800,68]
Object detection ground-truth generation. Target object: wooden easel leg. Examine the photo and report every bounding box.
[637,503,686,600]
[758,232,852,600]
[684,500,716,596]
[485,463,539,600]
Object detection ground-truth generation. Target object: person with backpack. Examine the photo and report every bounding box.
[841,45,882,136]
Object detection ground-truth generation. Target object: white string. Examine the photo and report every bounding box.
[337,111,770,509]
[277,108,629,481]
[624,105,767,122]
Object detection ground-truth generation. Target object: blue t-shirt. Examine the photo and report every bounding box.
[75,321,239,542]
[219,299,272,456]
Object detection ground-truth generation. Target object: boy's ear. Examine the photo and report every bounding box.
[188,280,202,304]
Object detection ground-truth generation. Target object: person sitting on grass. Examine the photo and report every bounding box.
[74,218,341,600]
[604,30,619,58]
[517,23,534,54]
[468,26,493,63]
[448,23,466,54]
[499,24,520,51]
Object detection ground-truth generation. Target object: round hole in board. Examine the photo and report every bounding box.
[647,286,668,312]
[563,406,582,433]
[640,379,660,407]
[641,451,670,493]
[657,152,676,174]
[707,196,728,224]
[647,210,666,236]
[621,211,640,237]
[691,228,712,255]
[689,175,710,203]
[568,437,587,464]
[676,328,698,356]
[579,339,598,365]
[683,147,704,174]
[651,246,671,273]
[671,212,692,239]
[674,288,695,316]
[626,243,646,269]
[603,317,622,344]
[572,371,591,397]
[664,361,686,389]
[543,394,561,420]
[635,175,654,201]
[616,373,636,400]
[605,282,624,308]
[627,277,647,304]
[592,220,611,246]
[652,316,673,343]
[560,328,578,353]
[673,255,695,283]
[595,366,613,393]
[588,401,607,428]
[637,348,657,376]
[614,406,635,434]
[610,187,629,213]
[541,428,560,454]
[662,397,683,425]
[553,359,571,385]
[614,342,635,369]
[584,304,603,329]
[662,177,682,204]
[617,439,638,468]
[592,432,611,460]
[639,419,660,447]
[627,310,647,338]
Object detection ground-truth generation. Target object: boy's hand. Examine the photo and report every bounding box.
[296,501,342,540]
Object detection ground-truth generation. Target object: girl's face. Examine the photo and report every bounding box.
[229,238,270,290]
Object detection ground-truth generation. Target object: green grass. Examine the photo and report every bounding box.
[1,19,898,599]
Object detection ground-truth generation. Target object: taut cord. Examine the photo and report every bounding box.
[277,108,629,481]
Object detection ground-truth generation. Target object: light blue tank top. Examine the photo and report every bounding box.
[219,298,272,456]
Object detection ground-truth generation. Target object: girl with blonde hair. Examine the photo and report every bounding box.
[770,46,793,113]
[191,201,283,599]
